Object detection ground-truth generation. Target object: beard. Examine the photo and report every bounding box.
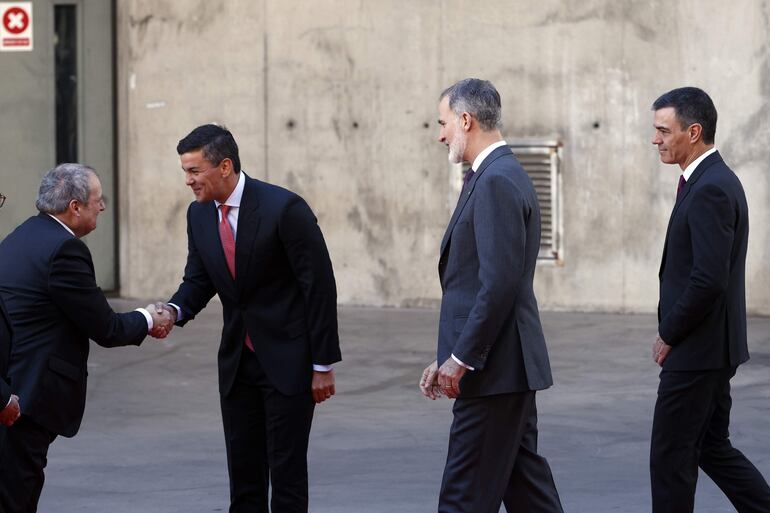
[447,131,466,164]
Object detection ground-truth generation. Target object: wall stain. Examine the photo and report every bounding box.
[347,206,363,232]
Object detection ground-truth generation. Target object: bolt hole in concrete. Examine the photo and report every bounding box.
[352,121,359,129]
[286,119,295,129]
[593,121,601,129]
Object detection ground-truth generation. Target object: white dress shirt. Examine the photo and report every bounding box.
[170,172,332,373]
[471,140,508,172]
[682,147,717,182]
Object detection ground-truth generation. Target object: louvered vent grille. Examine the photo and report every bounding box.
[511,142,561,260]
[458,140,561,261]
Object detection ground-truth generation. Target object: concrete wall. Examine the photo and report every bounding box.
[117,0,770,314]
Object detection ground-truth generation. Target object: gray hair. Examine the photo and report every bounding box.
[36,163,96,214]
[440,78,502,131]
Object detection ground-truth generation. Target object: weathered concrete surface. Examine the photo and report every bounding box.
[115,0,770,314]
[36,300,770,512]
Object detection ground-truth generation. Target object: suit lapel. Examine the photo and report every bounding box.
[659,151,723,277]
[439,145,512,256]
[234,175,261,298]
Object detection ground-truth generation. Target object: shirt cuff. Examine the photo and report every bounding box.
[313,364,333,372]
[451,354,474,371]
[135,308,153,330]
[168,303,183,322]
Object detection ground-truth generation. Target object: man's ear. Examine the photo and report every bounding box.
[219,158,233,178]
[688,123,703,144]
[68,199,80,217]
[460,112,472,132]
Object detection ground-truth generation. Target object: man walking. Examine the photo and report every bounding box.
[158,124,341,513]
[650,86,770,512]
[420,78,563,513]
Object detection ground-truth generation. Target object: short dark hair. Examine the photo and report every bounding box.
[440,78,502,131]
[652,87,717,144]
[177,124,241,173]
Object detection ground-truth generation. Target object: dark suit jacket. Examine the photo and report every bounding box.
[438,145,553,397]
[658,151,750,371]
[169,174,341,397]
[0,214,148,437]
[0,297,12,409]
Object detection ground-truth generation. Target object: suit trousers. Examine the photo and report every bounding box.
[438,391,563,513]
[0,415,57,513]
[221,348,315,513]
[650,366,770,513]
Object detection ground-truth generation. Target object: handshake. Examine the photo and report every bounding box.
[145,302,177,339]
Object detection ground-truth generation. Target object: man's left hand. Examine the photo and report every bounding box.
[312,369,336,404]
[0,394,20,427]
[653,334,672,366]
[437,358,467,399]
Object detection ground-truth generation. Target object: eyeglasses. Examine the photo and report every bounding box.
[0,193,5,208]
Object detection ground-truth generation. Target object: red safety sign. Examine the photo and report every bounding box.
[3,6,28,33]
[0,2,33,51]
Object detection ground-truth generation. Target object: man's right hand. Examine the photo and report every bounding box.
[147,302,175,339]
[419,360,444,400]
[0,394,21,427]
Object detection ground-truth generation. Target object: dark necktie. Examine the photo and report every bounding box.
[219,205,255,352]
[463,169,476,190]
[676,175,686,199]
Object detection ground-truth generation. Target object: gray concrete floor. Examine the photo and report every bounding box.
[37,300,770,513]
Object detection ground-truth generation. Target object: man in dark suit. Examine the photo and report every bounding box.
[419,79,563,513]
[157,124,341,513]
[1,296,19,430]
[650,87,770,513]
[1,191,21,435]
[0,164,172,513]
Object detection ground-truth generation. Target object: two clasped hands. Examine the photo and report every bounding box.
[419,358,467,400]
[145,302,177,339]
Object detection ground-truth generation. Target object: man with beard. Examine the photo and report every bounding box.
[419,78,563,513]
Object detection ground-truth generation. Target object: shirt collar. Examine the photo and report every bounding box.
[214,171,246,209]
[683,147,717,181]
[47,214,75,236]
[471,140,508,172]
